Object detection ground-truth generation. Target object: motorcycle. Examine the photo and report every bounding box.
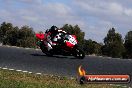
[35,32,85,59]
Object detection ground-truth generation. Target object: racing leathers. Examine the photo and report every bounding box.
[45,26,67,51]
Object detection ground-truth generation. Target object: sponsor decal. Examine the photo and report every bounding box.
[78,65,130,84]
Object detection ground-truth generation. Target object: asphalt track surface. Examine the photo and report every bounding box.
[0,46,132,87]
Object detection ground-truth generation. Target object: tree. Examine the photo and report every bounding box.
[102,28,125,58]
[83,39,94,54]
[0,22,14,44]
[17,25,35,47]
[83,39,102,55]
[4,26,19,46]
[94,42,102,55]
[124,31,132,58]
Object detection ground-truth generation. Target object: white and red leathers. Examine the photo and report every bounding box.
[44,28,67,51]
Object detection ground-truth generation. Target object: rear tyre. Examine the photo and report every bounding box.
[74,48,85,59]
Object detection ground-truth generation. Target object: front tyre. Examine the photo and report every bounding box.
[73,48,85,59]
[40,44,53,56]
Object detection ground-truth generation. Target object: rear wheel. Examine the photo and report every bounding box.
[73,47,85,59]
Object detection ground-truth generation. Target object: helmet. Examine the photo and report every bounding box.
[50,25,58,31]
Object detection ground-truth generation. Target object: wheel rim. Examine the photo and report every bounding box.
[76,49,84,59]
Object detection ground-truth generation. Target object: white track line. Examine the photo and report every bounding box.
[28,72,32,74]
[22,71,28,73]
[9,69,15,71]
[36,73,42,75]
[0,67,34,75]
[16,70,22,72]
[2,68,8,70]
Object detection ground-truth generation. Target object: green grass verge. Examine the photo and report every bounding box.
[0,69,123,88]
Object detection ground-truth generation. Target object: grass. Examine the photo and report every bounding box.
[0,69,124,88]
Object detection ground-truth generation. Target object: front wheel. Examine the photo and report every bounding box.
[40,44,53,56]
[73,47,85,59]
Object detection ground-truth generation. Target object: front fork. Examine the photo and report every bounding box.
[37,40,53,51]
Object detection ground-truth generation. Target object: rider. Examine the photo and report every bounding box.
[45,25,67,50]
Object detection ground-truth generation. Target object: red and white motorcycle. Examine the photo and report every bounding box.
[35,32,85,59]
